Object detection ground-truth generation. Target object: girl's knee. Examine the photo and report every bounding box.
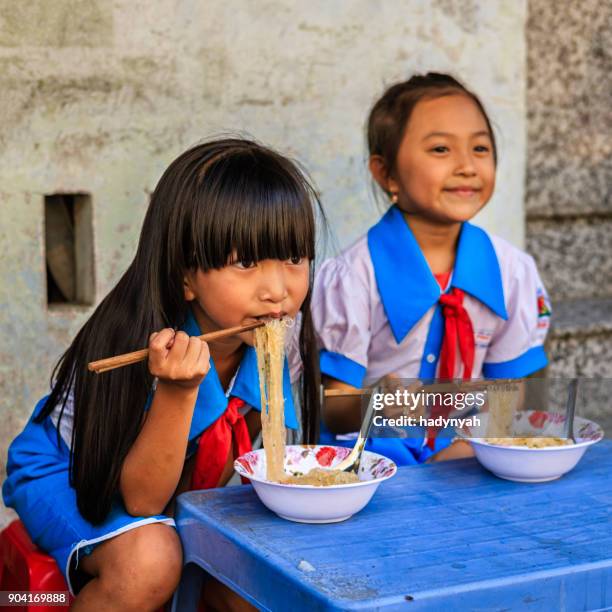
[98,523,183,606]
[129,523,183,583]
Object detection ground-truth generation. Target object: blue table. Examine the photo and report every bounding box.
[172,441,612,611]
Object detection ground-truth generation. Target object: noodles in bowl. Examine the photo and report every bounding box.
[282,468,359,486]
[235,445,396,523]
[252,318,383,487]
[237,319,396,521]
[485,437,574,449]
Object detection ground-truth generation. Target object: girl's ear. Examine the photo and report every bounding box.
[369,155,399,197]
[183,273,196,302]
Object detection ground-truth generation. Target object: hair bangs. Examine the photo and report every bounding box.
[189,149,316,271]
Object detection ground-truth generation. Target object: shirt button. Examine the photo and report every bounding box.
[426,353,436,363]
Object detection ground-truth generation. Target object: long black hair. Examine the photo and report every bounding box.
[36,138,322,524]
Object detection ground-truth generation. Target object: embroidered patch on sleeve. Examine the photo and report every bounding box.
[537,287,551,318]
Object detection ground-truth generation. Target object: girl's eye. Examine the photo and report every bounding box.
[430,146,449,154]
[287,256,303,265]
[234,260,256,269]
[474,145,490,153]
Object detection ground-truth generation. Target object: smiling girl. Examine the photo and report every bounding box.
[313,73,551,464]
[3,138,321,610]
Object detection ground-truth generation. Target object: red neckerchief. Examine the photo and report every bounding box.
[190,396,252,489]
[426,274,475,449]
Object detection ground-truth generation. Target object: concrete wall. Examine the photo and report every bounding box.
[0,1,527,524]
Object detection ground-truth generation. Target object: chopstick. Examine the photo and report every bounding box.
[323,388,367,397]
[88,321,265,374]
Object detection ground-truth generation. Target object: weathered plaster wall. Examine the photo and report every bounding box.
[0,1,527,524]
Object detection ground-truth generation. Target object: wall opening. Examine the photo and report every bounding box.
[44,193,95,306]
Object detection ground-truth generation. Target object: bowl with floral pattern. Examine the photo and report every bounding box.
[457,411,604,483]
[234,445,397,523]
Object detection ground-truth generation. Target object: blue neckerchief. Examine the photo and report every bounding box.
[367,205,507,344]
[181,310,298,441]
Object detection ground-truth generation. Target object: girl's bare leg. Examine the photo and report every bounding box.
[71,522,182,612]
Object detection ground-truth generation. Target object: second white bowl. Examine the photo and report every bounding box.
[458,412,603,483]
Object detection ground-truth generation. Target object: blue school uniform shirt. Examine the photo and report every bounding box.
[312,206,551,463]
[2,310,299,595]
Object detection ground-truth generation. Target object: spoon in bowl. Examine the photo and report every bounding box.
[333,385,382,474]
[564,378,578,443]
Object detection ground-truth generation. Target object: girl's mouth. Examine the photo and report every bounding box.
[444,187,481,198]
[254,312,287,321]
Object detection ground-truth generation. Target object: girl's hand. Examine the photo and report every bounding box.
[427,439,474,463]
[148,328,210,391]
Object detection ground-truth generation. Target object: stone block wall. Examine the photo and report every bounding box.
[526,0,612,429]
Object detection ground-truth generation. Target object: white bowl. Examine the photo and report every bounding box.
[457,411,604,483]
[234,445,396,523]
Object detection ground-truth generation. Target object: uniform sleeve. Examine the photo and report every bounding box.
[483,253,551,378]
[311,256,371,388]
[286,312,303,384]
